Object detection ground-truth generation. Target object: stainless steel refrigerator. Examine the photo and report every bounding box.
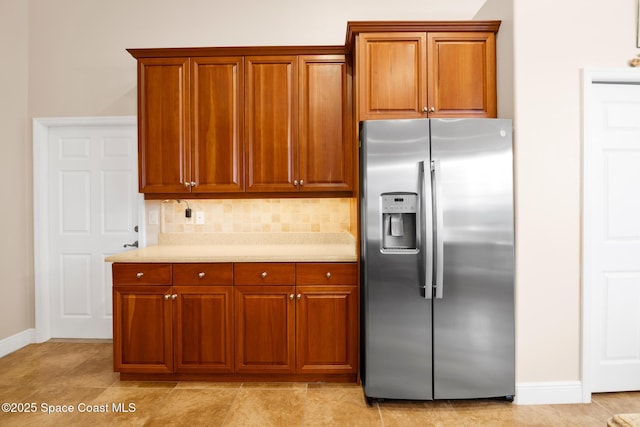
[360,118,515,402]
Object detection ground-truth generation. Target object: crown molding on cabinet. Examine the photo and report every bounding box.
[344,20,501,53]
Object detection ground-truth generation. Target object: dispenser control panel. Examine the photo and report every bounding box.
[381,194,418,213]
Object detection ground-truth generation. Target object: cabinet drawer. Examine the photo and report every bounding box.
[296,263,357,285]
[173,263,233,285]
[234,263,295,285]
[112,263,172,285]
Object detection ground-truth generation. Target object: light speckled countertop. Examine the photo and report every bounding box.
[105,232,358,263]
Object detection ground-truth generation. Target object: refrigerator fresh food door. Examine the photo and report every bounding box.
[430,118,515,399]
[360,119,433,400]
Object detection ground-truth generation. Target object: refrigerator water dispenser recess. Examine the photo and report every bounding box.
[381,193,418,250]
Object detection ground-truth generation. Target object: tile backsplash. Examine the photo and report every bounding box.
[145,198,355,243]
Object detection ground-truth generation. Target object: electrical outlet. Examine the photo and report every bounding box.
[195,211,205,224]
[148,210,159,225]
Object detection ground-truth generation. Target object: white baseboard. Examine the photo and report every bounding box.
[0,329,37,358]
[515,381,585,405]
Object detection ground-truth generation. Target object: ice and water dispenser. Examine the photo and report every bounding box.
[381,193,418,251]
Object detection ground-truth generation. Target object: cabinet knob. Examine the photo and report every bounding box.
[289,293,295,300]
[172,294,178,300]
[422,106,435,114]
[198,272,205,279]
[296,293,301,300]
[293,180,299,186]
[164,294,171,300]
[299,180,304,186]
[326,272,331,279]
[190,181,197,187]
[261,272,267,279]
[184,182,191,188]
[136,272,144,279]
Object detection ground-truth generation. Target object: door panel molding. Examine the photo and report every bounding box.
[582,68,640,402]
[33,116,142,342]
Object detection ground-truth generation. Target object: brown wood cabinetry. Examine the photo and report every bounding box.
[128,47,352,197]
[135,55,243,194]
[112,263,173,373]
[191,57,244,193]
[298,56,353,192]
[112,261,357,381]
[112,263,234,374]
[172,263,234,373]
[295,263,357,374]
[245,56,298,193]
[234,263,296,373]
[348,21,500,120]
[137,58,190,193]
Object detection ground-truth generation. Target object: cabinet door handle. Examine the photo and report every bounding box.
[164,294,171,300]
[184,182,191,188]
[172,294,177,300]
[326,272,331,279]
[198,272,205,279]
[422,106,435,113]
[190,181,197,187]
[299,180,304,186]
[289,293,294,300]
[136,272,144,279]
[261,272,267,279]
[296,293,301,300]
[293,180,299,186]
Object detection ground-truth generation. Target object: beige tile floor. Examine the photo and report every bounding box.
[0,340,638,426]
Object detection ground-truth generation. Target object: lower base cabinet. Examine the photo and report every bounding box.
[112,261,358,381]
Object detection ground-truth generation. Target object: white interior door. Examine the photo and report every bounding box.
[584,78,640,392]
[47,122,138,338]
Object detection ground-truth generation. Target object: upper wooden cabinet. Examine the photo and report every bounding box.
[128,47,352,197]
[137,57,190,193]
[245,56,298,193]
[347,21,500,120]
[191,57,244,193]
[135,55,243,194]
[298,56,353,193]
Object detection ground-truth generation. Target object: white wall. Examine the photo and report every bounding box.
[0,0,32,341]
[4,0,640,395]
[512,0,638,384]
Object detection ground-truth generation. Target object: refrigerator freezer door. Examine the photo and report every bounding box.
[430,118,515,399]
[361,119,433,400]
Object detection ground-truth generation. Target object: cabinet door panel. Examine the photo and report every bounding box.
[358,33,427,120]
[191,57,244,192]
[113,285,173,373]
[296,285,357,373]
[427,32,496,118]
[138,57,190,193]
[245,56,298,192]
[174,286,233,373]
[299,56,353,192]
[235,285,295,373]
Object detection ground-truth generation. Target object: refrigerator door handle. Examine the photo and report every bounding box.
[420,161,433,299]
[432,159,444,299]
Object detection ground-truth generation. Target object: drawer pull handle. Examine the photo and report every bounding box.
[326,272,331,279]
[136,272,144,279]
[261,272,267,279]
[198,272,205,279]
